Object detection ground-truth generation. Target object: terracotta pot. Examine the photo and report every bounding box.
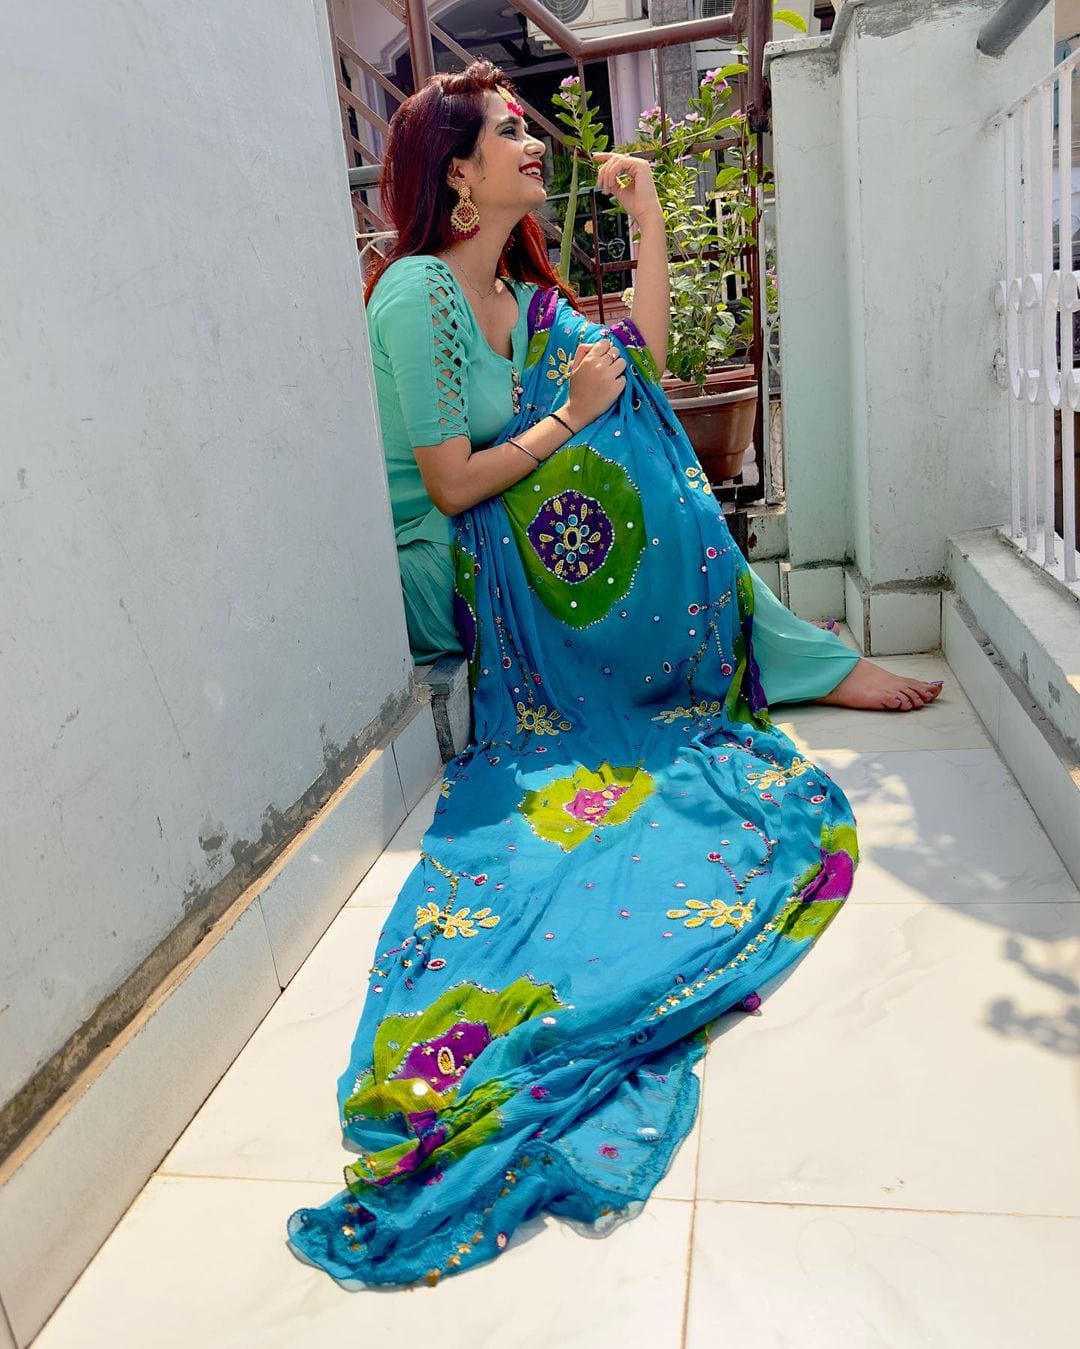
[663,371,758,483]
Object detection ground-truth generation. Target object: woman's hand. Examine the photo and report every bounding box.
[564,337,626,429]
[593,152,662,227]
[594,152,669,370]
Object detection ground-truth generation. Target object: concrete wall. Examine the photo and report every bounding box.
[0,0,411,1112]
[769,0,1052,609]
[769,48,851,566]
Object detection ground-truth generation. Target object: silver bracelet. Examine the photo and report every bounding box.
[507,435,541,468]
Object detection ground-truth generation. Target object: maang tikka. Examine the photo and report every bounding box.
[449,182,480,240]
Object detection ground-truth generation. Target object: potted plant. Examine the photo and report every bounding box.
[618,67,764,482]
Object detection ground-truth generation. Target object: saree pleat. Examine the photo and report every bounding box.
[287,290,857,1287]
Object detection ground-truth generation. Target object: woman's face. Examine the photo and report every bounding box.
[450,90,547,219]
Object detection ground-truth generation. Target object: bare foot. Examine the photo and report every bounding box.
[817,659,944,712]
[811,618,840,633]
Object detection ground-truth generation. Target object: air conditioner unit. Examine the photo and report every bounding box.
[527,0,637,47]
[697,0,735,14]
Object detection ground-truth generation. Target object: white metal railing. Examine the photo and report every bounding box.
[995,48,1080,589]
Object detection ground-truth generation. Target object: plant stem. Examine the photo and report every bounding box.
[558,154,580,284]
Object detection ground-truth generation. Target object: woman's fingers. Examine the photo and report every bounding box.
[571,341,594,371]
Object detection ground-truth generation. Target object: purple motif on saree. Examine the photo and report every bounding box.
[801,847,855,902]
[395,1020,492,1093]
[527,491,615,582]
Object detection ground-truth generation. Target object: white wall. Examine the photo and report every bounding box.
[770,0,1053,587]
[0,0,412,1107]
[769,48,852,566]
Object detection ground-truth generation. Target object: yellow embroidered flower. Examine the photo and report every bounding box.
[746,757,812,789]
[415,900,442,929]
[415,902,501,939]
[546,348,573,384]
[684,465,713,495]
[651,699,722,726]
[666,898,756,930]
[516,702,572,736]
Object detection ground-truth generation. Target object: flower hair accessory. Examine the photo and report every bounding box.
[497,86,526,119]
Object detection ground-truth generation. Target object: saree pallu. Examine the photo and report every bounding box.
[287,290,857,1287]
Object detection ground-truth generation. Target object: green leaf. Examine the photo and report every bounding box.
[773,7,808,32]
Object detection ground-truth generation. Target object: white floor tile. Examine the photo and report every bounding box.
[0,902,280,1347]
[34,1176,693,1349]
[815,748,1079,907]
[162,906,388,1183]
[775,653,992,754]
[695,901,1080,1216]
[345,783,439,908]
[686,1200,1080,1349]
[31,648,1080,1348]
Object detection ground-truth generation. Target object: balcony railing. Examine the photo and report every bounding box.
[995,47,1080,590]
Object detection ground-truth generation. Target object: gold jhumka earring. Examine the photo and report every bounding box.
[449,183,480,240]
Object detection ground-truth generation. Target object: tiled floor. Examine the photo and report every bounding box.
[34,647,1080,1348]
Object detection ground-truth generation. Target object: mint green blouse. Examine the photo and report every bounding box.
[366,256,537,549]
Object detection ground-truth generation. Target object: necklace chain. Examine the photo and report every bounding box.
[450,261,503,301]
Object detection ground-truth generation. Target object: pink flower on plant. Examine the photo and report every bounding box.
[560,75,581,89]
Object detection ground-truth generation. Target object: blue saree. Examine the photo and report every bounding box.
[287,289,858,1286]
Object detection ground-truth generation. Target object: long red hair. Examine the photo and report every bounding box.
[363,61,576,305]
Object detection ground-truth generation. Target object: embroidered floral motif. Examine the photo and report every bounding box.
[684,465,713,495]
[666,898,756,930]
[415,901,501,940]
[563,784,629,823]
[546,347,573,384]
[746,757,812,790]
[502,444,645,628]
[652,699,722,726]
[342,976,563,1151]
[520,763,655,852]
[515,701,572,736]
[527,491,614,583]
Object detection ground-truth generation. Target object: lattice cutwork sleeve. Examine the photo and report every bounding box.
[371,258,471,447]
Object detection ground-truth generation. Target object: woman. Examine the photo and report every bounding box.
[286,63,877,1288]
[364,64,942,712]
